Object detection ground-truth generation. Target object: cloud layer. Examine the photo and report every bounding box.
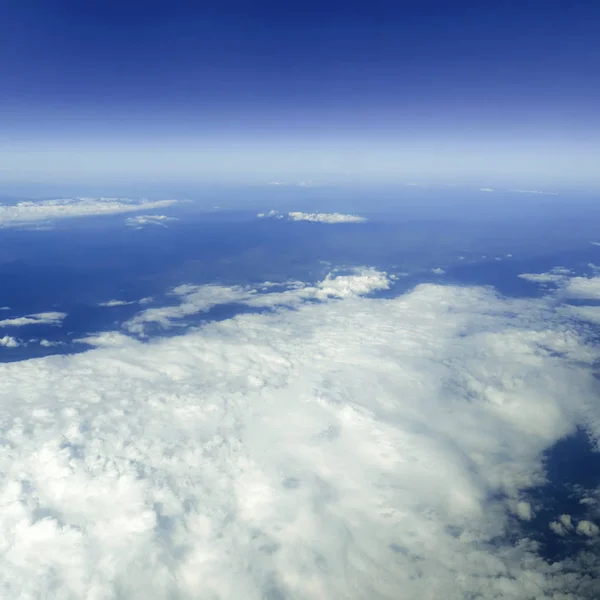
[0,269,599,598]
[0,198,177,227]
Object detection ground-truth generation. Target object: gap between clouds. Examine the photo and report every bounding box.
[0,268,599,598]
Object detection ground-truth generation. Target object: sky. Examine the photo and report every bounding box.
[1,0,599,186]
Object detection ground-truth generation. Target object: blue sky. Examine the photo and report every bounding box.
[1,0,599,186]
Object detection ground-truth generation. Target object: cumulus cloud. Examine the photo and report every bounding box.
[124,268,390,335]
[0,311,66,328]
[577,520,600,537]
[39,339,61,347]
[0,197,178,228]
[257,209,284,219]
[0,335,20,348]
[432,267,445,275]
[563,276,600,301]
[125,214,178,228]
[1,270,600,598]
[257,210,367,224]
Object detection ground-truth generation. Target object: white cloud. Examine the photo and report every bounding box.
[98,300,138,307]
[509,189,559,196]
[480,187,494,192]
[125,214,178,228]
[432,267,445,275]
[288,211,367,223]
[124,268,390,335]
[257,210,367,224]
[0,197,178,228]
[590,242,600,247]
[0,312,66,328]
[0,335,20,348]
[39,339,61,347]
[1,270,600,597]
[576,520,599,537]
[518,268,572,285]
[257,209,284,219]
[563,276,600,300]
[515,501,533,521]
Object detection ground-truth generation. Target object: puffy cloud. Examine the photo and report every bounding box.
[0,335,19,348]
[563,276,600,301]
[0,312,66,328]
[1,270,600,598]
[0,197,178,228]
[432,267,445,275]
[257,210,367,223]
[39,339,61,347]
[125,214,178,228]
[257,209,284,219]
[577,520,600,537]
[124,268,390,335]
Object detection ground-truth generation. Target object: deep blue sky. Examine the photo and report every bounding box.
[1,0,599,186]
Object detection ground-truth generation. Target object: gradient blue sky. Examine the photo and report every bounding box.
[1,0,599,187]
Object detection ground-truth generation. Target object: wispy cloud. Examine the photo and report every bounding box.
[509,188,559,196]
[0,197,178,228]
[0,311,66,327]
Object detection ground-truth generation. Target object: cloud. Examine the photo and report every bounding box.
[258,210,367,224]
[1,270,600,597]
[0,198,178,228]
[98,300,139,307]
[480,187,494,192]
[125,214,178,228]
[257,209,284,220]
[432,267,445,275]
[124,268,390,335]
[0,335,20,348]
[563,276,600,301]
[288,211,367,223]
[0,311,66,328]
[509,189,559,196]
[577,520,600,537]
[517,267,573,285]
[39,339,62,347]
